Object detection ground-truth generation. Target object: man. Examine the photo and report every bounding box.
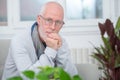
[2,1,78,80]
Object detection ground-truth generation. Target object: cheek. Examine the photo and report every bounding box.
[39,24,47,32]
[55,27,61,33]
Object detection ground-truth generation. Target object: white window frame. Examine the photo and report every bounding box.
[12,0,112,27]
[0,0,119,38]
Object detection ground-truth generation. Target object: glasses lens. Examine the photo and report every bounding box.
[46,19,53,25]
[40,15,64,27]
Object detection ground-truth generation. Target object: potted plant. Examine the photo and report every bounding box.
[8,66,82,80]
[92,17,120,80]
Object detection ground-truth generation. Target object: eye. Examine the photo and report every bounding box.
[56,21,63,26]
[56,21,61,24]
[46,18,53,23]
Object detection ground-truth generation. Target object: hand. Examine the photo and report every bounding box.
[44,33,62,50]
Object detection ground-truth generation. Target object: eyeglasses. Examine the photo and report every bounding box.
[40,15,64,27]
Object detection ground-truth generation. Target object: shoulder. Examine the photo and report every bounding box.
[14,27,31,39]
[11,27,32,45]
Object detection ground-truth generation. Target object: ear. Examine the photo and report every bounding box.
[37,15,41,25]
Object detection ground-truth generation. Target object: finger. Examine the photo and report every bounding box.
[52,33,61,41]
[47,34,54,39]
[57,40,62,48]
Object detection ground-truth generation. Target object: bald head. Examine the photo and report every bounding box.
[39,2,64,19]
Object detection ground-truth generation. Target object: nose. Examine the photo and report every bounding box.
[50,22,56,30]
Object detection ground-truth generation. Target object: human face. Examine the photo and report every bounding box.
[37,3,64,40]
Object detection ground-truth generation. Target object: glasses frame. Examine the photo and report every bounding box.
[39,15,65,27]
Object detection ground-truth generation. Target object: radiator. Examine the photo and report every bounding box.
[70,48,98,64]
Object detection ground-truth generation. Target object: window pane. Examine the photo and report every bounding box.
[66,0,103,20]
[20,0,54,21]
[0,0,7,25]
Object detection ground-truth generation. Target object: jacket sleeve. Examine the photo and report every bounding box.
[55,38,78,77]
[11,34,57,73]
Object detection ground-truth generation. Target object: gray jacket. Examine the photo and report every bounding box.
[2,25,78,80]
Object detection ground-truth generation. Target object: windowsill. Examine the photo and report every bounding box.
[0,22,8,26]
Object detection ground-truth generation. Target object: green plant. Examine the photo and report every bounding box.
[7,66,82,80]
[92,17,120,80]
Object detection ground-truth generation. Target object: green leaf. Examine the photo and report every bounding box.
[54,72,59,79]
[102,36,113,55]
[22,70,35,79]
[91,53,104,66]
[115,17,120,32]
[115,64,120,68]
[7,76,23,80]
[115,17,120,39]
[115,55,120,68]
[94,47,103,54]
[102,36,110,49]
[53,68,60,79]
[36,72,49,80]
[38,66,55,79]
[116,17,120,29]
[58,67,71,80]
[43,66,54,76]
[72,75,82,80]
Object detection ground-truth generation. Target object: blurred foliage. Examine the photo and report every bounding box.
[7,66,82,80]
[92,17,120,80]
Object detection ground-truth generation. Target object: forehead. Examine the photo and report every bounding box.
[42,3,64,20]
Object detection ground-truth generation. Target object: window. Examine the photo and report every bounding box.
[0,0,118,39]
[0,0,116,28]
[17,0,106,27]
[20,0,55,21]
[66,0,102,20]
[20,0,103,21]
[0,0,7,26]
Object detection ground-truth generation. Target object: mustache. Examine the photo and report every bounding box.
[45,30,57,34]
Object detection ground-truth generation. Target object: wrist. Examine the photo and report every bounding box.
[44,47,57,59]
